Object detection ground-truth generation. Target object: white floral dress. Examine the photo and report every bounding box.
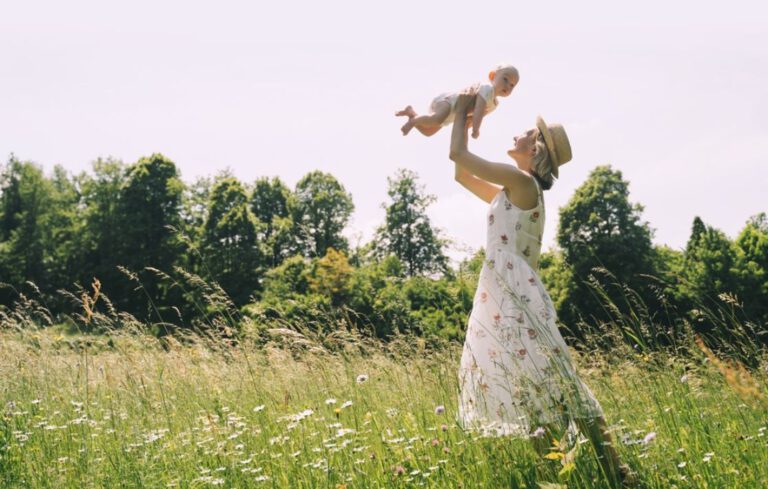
[457,183,603,437]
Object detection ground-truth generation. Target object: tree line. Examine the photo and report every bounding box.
[1,154,766,354]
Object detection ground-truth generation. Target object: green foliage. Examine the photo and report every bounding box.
[680,217,739,303]
[375,168,449,277]
[734,213,768,323]
[291,171,353,258]
[306,248,353,307]
[251,176,293,267]
[673,216,768,351]
[2,152,766,349]
[0,157,53,288]
[78,158,128,296]
[249,250,472,342]
[538,250,573,315]
[555,165,657,333]
[111,153,185,318]
[200,177,265,305]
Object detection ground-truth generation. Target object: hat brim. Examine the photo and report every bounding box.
[536,115,559,178]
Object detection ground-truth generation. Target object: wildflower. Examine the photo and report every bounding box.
[703,452,714,463]
[442,446,450,453]
[356,374,369,384]
[441,424,448,432]
[394,465,406,475]
[255,475,270,482]
[531,427,546,438]
[642,432,656,445]
[325,398,337,405]
[334,408,342,418]
[253,405,265,412]
[677,461,687,468]
[680,375,688,383]
[431,438,440,447]
[341,400,353,409]
[434,405,445,415]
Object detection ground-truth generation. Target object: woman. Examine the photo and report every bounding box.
[449,93,633,486]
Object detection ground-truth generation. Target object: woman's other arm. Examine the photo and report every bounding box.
[454,163,500,203]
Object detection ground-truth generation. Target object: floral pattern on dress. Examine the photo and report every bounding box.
[458,186,604,438]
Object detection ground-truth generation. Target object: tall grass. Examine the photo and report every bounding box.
[1,273,767,488]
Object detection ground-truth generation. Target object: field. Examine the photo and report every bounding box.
[2,325,767,489]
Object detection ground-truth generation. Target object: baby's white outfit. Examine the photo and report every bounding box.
[430,84,498,127]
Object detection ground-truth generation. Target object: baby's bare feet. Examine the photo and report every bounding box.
[401,118,415,135]
[395,105,417,118]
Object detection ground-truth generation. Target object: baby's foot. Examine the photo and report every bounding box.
[395,105,417,118]
[401,118,415,136]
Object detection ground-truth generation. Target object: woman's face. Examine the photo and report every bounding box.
[507,127,542,168]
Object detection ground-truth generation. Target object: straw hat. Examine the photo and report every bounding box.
[535,115,572,178]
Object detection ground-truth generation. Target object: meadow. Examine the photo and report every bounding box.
[2,318,767,489]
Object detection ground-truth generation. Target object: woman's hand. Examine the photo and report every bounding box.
[454,92,476,117]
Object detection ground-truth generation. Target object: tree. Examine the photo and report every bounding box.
[250,176,293,267]
[0,157,52,298]
[200,176,264,305]
[307,248,353,307]
[78,158,128,296]
[46,165,84,295]
[556,165,656,331]
[374,168,448,277]
[734,213,768,327]
[680,217,739,303]
[112,153,185,317]
[291,171,354,258]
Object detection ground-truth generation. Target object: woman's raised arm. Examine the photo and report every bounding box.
[449,94,531,192]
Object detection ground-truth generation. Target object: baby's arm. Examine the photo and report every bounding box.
[471,97,487,139]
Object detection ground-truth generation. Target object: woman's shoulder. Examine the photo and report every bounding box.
[502,175,541,212]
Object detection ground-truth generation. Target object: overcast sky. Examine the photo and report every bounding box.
[2,0,766,263]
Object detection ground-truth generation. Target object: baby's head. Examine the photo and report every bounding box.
[489,64,519,97]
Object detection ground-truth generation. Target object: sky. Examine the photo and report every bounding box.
[1,0,766,263]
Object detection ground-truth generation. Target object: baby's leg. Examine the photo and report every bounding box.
[395,105,417,118]
[415,125,441,137]
[402,101,451,136]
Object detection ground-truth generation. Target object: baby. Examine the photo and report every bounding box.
[396,64,519,139]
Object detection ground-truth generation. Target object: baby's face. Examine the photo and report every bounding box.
[492,68,519,97]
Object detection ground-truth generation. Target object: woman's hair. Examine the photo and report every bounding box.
[531,140,555,191]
